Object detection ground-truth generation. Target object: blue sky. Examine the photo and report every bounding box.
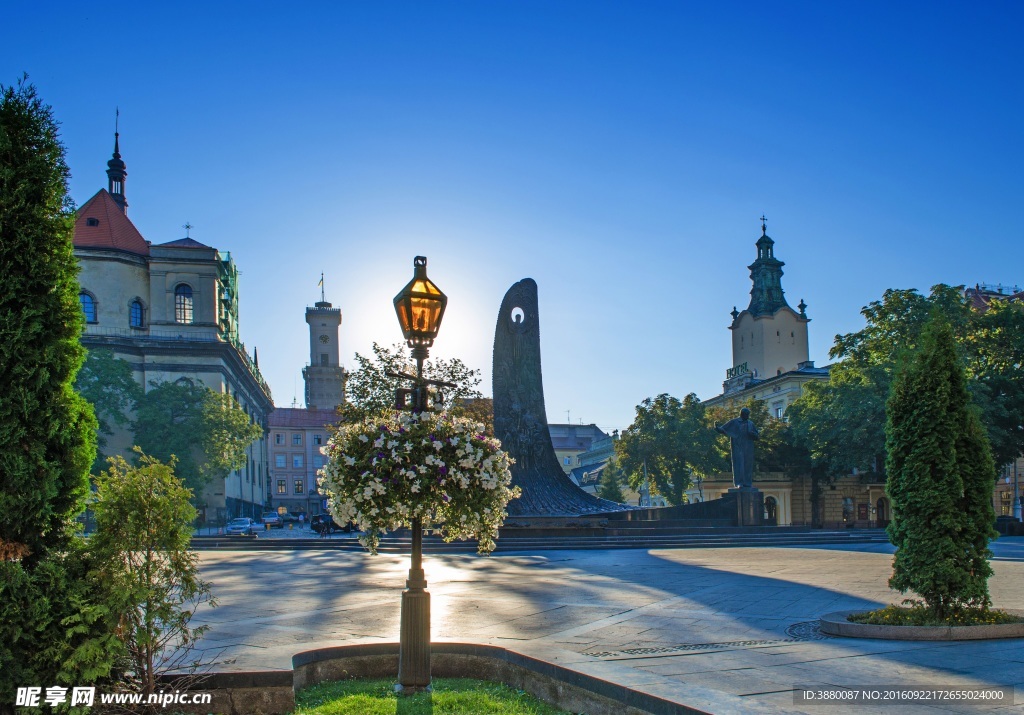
[6,2,1023,433]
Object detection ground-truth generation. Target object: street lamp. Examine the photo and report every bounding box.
[392,255,447,692]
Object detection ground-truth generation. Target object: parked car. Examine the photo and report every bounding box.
[225,517,258,536]
[310,514,352,535]
[261,512,284,528]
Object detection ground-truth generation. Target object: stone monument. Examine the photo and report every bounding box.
[493,279,625,516]
[714,407,765,526]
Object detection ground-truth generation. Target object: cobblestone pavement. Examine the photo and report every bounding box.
[194,539,1024,714]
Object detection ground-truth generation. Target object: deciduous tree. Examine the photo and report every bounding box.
[616,393,721,505]
[341,342,487,427]
[132,379,262,496]
[75,349,142,472]
[89,451,215,702]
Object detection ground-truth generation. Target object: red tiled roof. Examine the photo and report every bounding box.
[73,190,149,256]
[269,407,343,428]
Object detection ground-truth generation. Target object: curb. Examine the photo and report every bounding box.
[820,610,1024,641]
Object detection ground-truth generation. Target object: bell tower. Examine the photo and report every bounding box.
[725,218,810,390]
[301,276,346,409]
[106,111,128,214]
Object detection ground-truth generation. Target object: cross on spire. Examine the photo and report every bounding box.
[182,222,193,237]
[760,215,767,235]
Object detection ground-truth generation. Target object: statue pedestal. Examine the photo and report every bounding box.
[729,487,764,527]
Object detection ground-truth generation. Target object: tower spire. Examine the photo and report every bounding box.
[746,217,789,316]
[106,108,128,214]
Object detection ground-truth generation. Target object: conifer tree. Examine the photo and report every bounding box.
[597,456,625,503]
[0,78,95,563]
[0,78,106,702]
[885,314,997,618]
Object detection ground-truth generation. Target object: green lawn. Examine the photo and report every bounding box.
[292,678,575,715]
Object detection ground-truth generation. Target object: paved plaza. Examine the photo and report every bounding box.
[194,540,1024,714]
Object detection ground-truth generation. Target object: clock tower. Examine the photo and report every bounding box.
[302,297,346,410]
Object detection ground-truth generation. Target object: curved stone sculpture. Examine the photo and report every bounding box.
[493,279,625,516]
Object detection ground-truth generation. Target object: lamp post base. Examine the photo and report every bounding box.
[397,584,431,690]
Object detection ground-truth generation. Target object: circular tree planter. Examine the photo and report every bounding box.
[820,610,1024,641]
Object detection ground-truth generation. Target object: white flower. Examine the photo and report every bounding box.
[358,434,369,443]
[374,436,385,448]
[344,455,356,466]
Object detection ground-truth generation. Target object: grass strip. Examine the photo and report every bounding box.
[293,677,575,715]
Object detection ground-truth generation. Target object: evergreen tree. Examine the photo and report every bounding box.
[597,456,625,503]
[885,315,997,618]
[0,77,95,562]
[0,77,109,703]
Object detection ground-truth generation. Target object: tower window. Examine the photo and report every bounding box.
[129,299,144,328]
[79,292,97,323]
[86,217,100,227]
[175,284,194,324]
[320,354,328,366]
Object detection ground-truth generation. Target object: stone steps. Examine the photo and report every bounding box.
[192,529,889,553]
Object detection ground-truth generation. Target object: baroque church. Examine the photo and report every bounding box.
[699,221,888,528]
[73,132,273,523]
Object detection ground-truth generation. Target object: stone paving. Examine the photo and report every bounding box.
[193,539,1024,714]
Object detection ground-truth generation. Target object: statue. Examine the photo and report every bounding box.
[493,279,625,516]
[715,407,759,488]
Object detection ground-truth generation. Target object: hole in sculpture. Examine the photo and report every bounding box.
[510,307,525,324]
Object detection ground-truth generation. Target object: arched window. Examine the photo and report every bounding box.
[79,292,97,323]
[129,299,144,328]
[175,284,194,324]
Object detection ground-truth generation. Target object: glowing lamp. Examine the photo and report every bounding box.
[393,256,447,349]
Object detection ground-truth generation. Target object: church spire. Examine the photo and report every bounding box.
[106,108,128,214]
[746,216,790,316]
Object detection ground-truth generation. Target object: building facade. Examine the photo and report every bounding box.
[267,408,339,517]
[73,134,273,523]
[549,423,609,474]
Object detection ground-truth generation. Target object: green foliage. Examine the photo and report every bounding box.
[132,379,261,496]
[885,315,998,619]
[0,77,96,565]
[89,452,216,698]
[341,342,485,424]
[294,678,573,715]
[849,604,1022,627]
[0,546,122,706]
[790,285,1024,479]
[616,393,721,506]
[75,349,142,472]
[596,456,626,503]
[200,390,264,481]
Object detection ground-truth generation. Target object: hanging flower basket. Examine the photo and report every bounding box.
[319,411,518,554]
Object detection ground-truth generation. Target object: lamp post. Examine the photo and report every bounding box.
[392,255,447,692]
